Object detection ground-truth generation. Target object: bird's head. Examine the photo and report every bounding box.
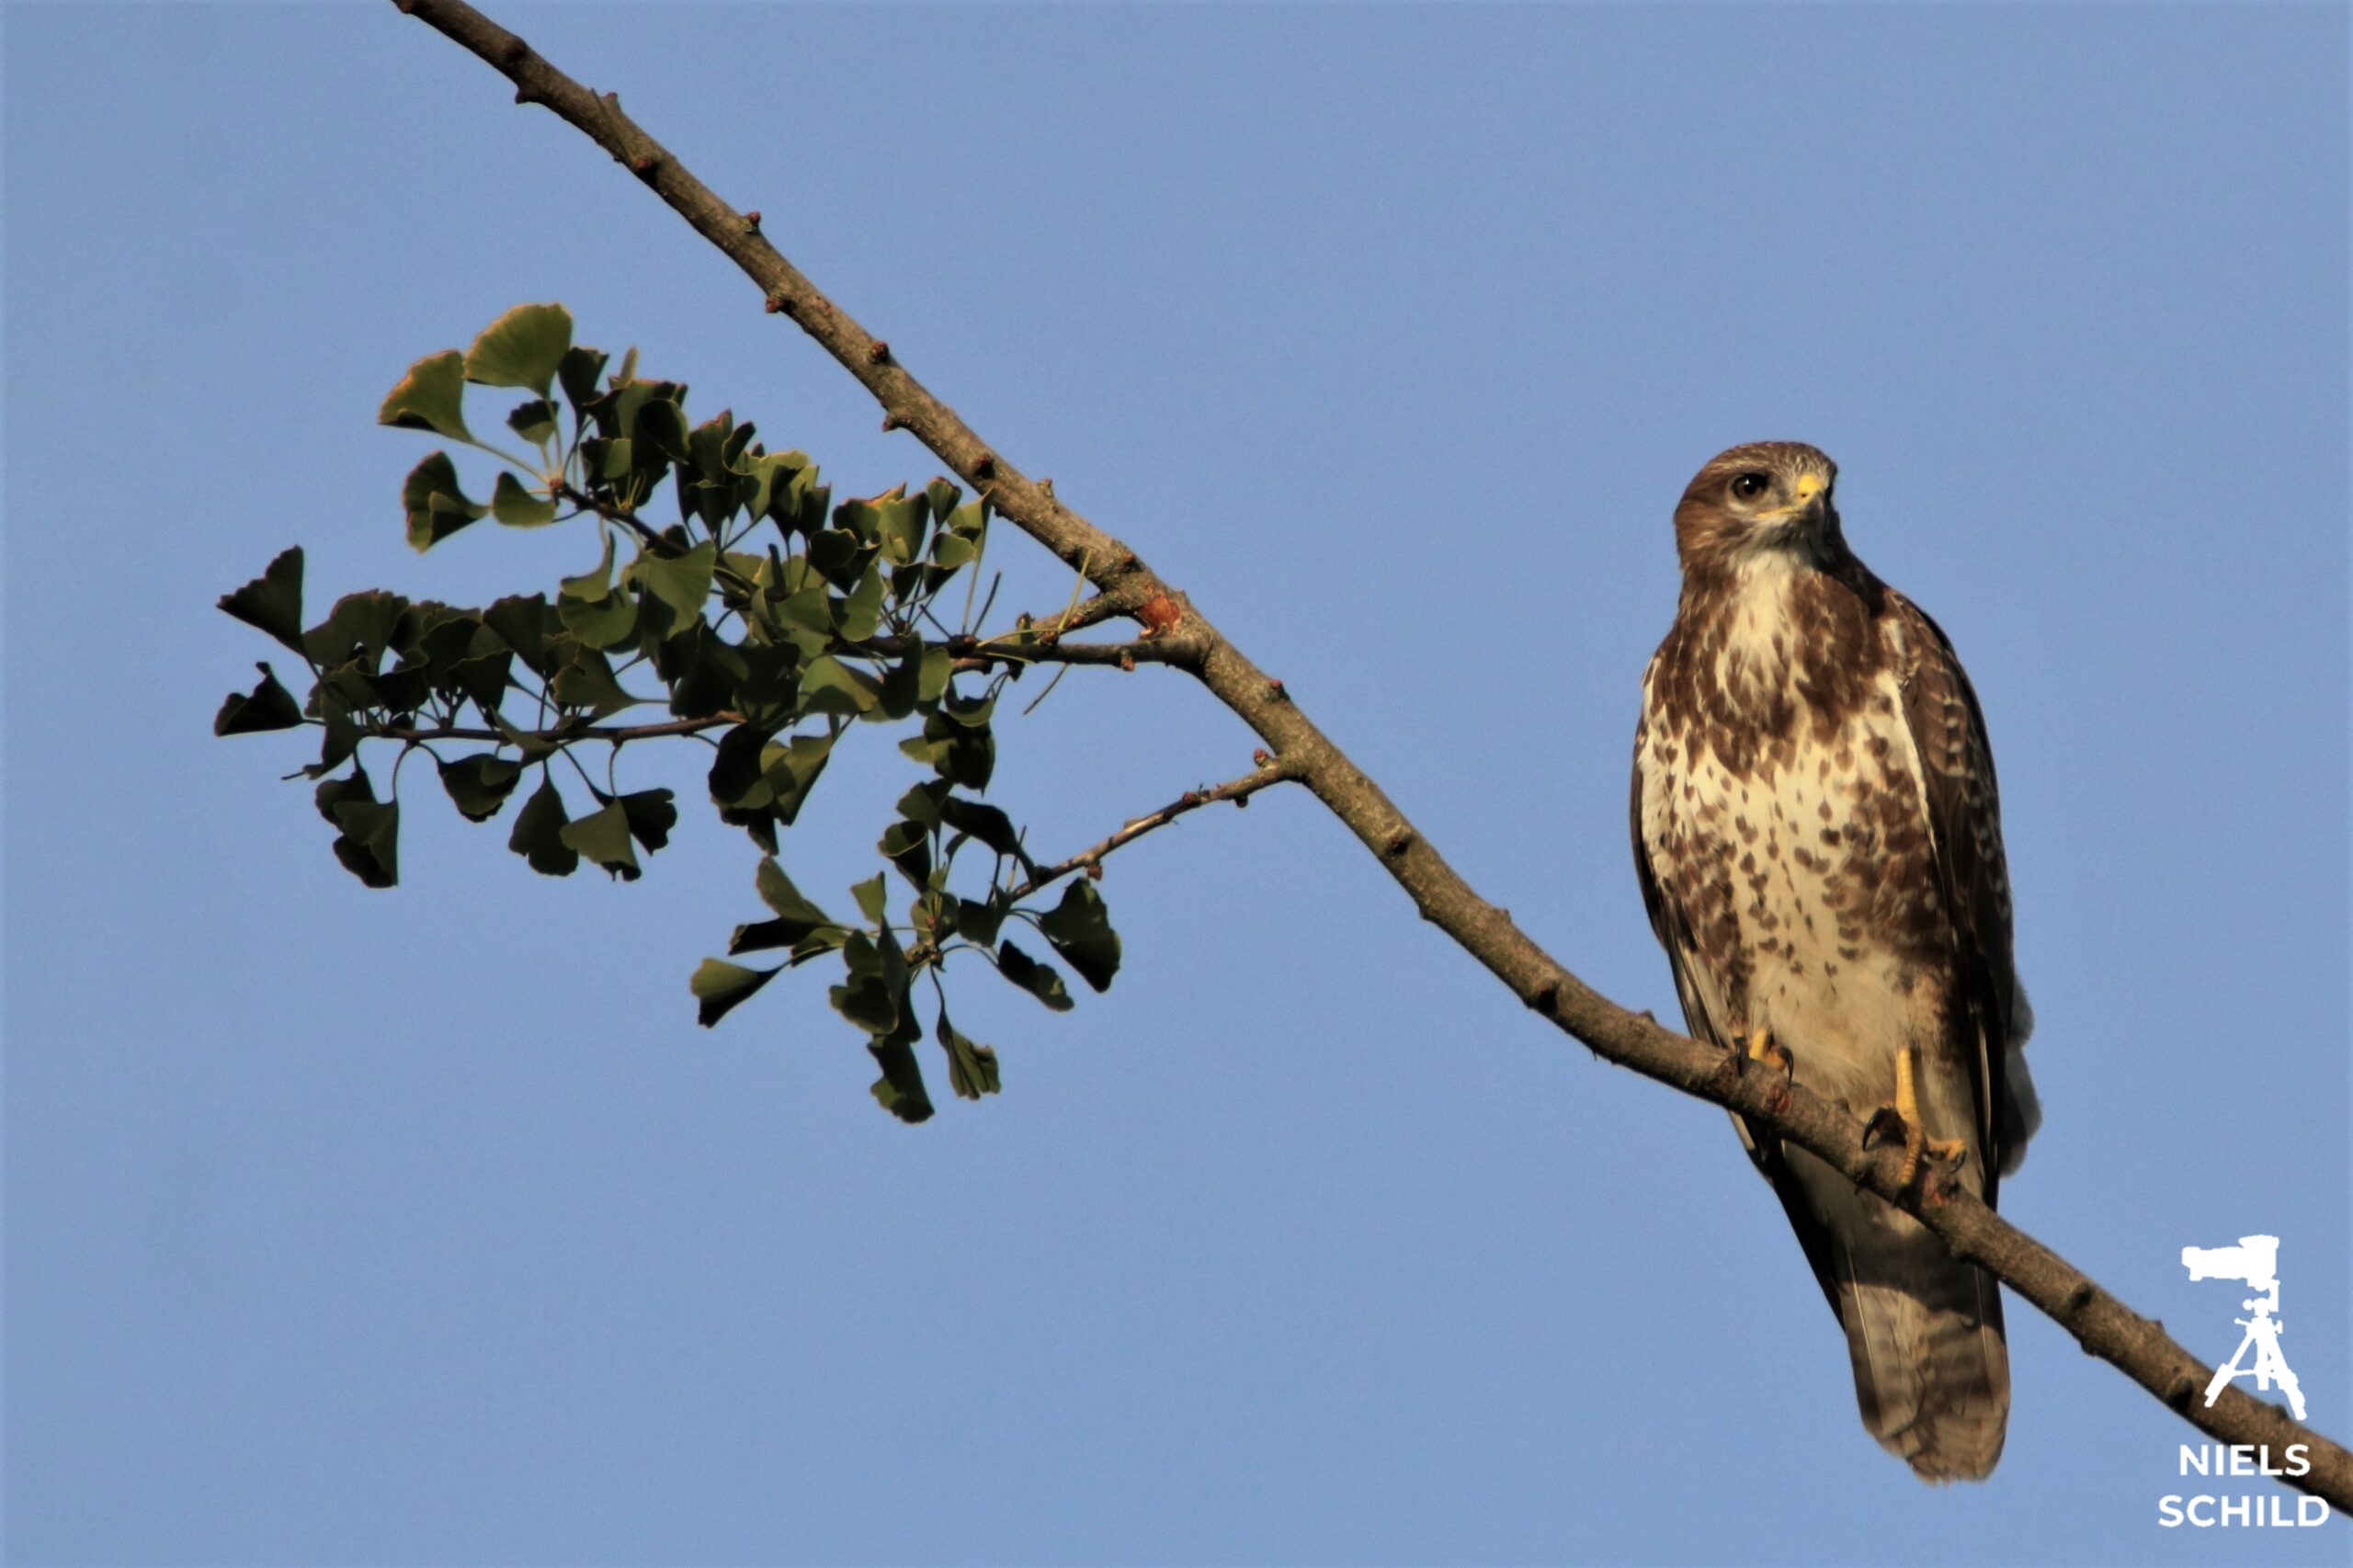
[1672,441,1845,576]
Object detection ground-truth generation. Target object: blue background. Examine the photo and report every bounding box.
[6,5,2347,1563]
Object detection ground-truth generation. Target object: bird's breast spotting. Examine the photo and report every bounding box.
[1638,568,1954,1109]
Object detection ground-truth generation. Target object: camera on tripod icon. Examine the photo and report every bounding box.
[2182,1236,2279,1292]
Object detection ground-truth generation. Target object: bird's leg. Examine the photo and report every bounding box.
[1863,1048,1968,1187]
[1728,1025,1794,1079]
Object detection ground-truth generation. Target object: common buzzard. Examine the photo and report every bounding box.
[1631,441,2041,1482]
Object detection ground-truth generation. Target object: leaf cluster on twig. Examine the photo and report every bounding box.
[217,301,1267,1121]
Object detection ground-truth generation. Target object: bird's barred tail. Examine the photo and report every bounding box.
[1831,1195,2011,1483]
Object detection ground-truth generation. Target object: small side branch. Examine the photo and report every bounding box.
[374,712,742,745]
[553,483,669,553]
[1012,756,1299,900]
[1009,586,1165,642]
[853,631,1189,670]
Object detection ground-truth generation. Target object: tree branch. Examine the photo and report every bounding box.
[1012,585,1170,641]
[858,631,1198,673]
[374,712,741,746]
[906,761,1298,973]
[392,0,2353,1507]
[552,482,674,555]
[546,480,1190,671]
[1008,757,1300,902]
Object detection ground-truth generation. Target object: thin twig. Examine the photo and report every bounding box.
[1009,759,1300,901]
[373,711,743,745]
[861,631,1196,672]
[392,0,2353,1506]
[553,482,766,595]
[545,481,1185,671]
[1012,590,1130,642]
[901,759,1299,973]
[553,482,670,554]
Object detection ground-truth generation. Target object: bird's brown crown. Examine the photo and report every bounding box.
[1672,441,1846,577]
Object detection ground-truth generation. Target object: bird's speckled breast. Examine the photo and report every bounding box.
[1637,570,1962,1119]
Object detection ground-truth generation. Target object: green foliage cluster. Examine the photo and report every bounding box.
[217,303,1121,1121]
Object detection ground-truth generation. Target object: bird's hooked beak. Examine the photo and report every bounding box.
[1761,472,1833,537]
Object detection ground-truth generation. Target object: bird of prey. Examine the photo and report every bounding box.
[1630,441,2040,1483]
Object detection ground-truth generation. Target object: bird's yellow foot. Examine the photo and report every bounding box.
[1862,1049,1968,1187]
[1730,1027,1794,1080]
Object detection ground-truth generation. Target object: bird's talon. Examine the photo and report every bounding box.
[1875,1046,1956,1187]
[1730,1028,1794,1080]
[1861,1106,1909,1150]
[1859,1103,1938,1186]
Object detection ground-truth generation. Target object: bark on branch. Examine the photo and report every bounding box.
[392,0,2352,1507]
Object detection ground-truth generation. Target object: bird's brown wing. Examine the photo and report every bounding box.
[1890,592,2024,1199]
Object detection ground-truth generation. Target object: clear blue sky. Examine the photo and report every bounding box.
[6,5,2347,1564]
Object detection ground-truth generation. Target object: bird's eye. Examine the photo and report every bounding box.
[1730,472,1772,503]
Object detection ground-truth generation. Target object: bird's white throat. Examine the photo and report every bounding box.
[1715,549,1809,695]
